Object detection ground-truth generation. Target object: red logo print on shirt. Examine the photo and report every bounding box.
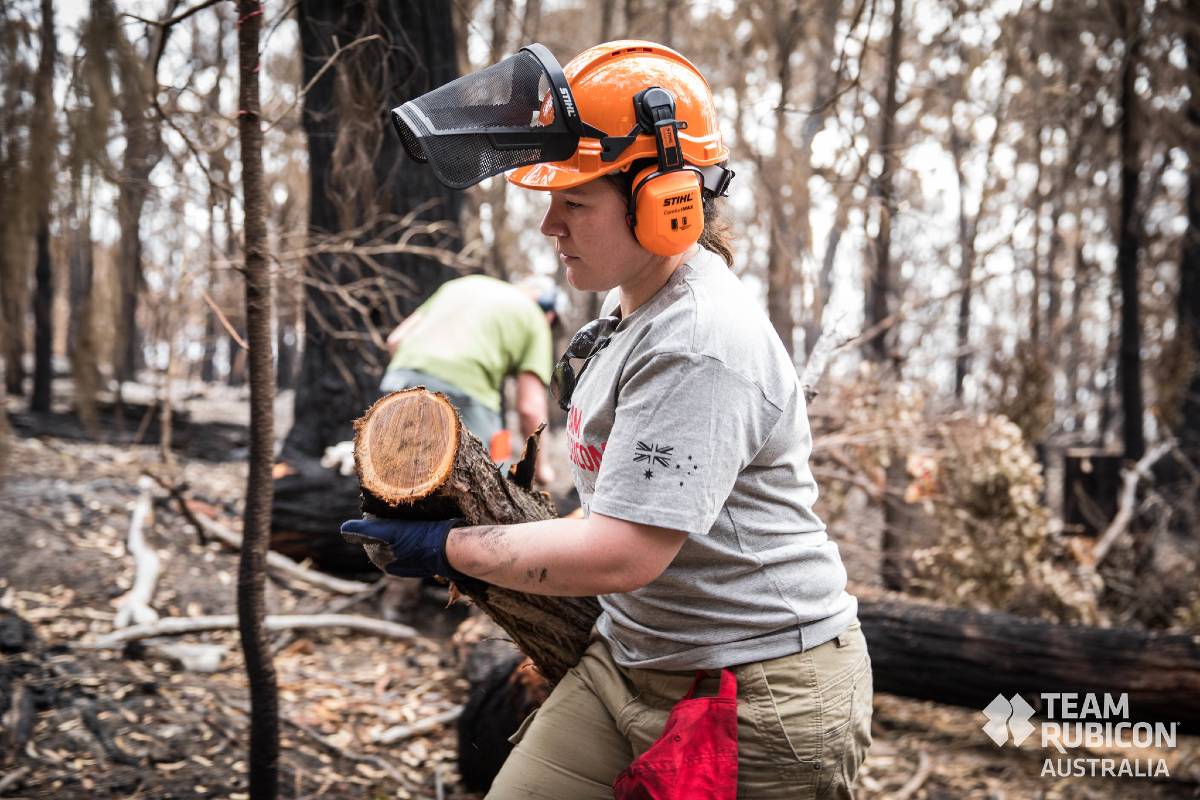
[566,405,606,473]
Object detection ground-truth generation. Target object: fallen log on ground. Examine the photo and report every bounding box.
[270,456,374,574]
[7,400,248,462]
[349,389,599,685]
[350,389,1200,731]
[856,586,1200,732]
[158,477,374,595]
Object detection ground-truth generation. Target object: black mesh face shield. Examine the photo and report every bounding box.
[391,44,604,190]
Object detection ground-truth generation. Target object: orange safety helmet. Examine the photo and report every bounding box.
[507,40,729,191]
[390,39,733,254]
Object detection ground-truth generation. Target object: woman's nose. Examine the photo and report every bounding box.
[540,203,566,238]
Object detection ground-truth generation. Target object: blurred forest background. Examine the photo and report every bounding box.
[1,0,1199,797]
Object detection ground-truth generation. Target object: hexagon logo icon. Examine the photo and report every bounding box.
[982,693,1037,747]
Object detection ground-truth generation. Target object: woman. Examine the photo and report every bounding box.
[344,40,872,799]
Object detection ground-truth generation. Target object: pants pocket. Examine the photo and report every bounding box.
[840,657,874,791]
[745,622,872,798]
[811,627,873,798]
[739,654,821,789]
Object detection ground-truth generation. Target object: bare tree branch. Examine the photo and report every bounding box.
[202,289,248,350]
[1093,439,1176,565]
[80,613,419,649]
[263,34,384,132]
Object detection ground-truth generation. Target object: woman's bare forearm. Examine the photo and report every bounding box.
[445,515,684,596]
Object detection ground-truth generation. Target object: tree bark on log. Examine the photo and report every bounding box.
[351,389,599,684]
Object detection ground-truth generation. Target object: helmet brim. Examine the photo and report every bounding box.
[506,161,622,191]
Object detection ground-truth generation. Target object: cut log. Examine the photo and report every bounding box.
[351,389,599,684]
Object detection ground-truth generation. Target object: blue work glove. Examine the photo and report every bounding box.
[340,516,484,590]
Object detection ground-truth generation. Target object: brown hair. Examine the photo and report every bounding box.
[603,162,735,267]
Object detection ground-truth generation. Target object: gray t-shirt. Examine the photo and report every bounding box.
[566,246,857,670]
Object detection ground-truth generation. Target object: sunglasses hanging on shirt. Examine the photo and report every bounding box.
[552,313,621,411]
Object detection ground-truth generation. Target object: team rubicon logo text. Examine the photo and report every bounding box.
[981,692,1177,778]
[566,406,605,472]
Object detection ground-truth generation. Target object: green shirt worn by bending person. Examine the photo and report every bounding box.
[384,275,554,413]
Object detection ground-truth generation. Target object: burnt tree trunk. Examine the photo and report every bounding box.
[31,225,53,413]
[867,0,903,365]
[876,0,907,591]
[1115,3,1145,460]
[285,0,462,460]
[67,165,99,431]
[349,389,599,684]
[951,128,976,400]
[1068,243,1089,431]
[485,0,512,282]
[1179,1,1200,462]
[0,121,28,398]
[800,0,845,360]
[765,3,801,359]
[236,2,279,796]
[200,8,228,387]
[106,0,166,383]
[29,0,55,414]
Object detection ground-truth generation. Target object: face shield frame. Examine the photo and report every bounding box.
[390,44,611,190]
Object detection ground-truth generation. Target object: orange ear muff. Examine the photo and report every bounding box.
[629,165,704,257]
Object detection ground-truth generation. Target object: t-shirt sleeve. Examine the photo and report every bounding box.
[588,352,781,534]
[513,303,553,385]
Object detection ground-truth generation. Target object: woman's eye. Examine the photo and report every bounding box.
[565,200,582,210]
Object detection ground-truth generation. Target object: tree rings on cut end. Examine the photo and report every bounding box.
[354,389,461,506]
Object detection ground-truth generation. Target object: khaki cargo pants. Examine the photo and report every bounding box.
[486,620,873,799]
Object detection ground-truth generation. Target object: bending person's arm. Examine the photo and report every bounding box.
[515,370,550,438]
[445,512,686,596]
[515,370,556,483]
[386,310,424,357]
